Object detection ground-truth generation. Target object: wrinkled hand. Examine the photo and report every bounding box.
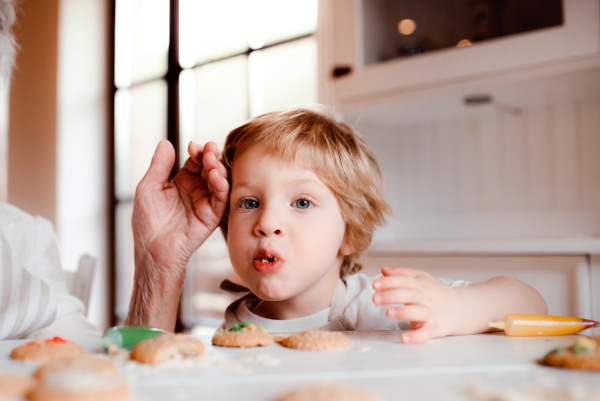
[126,140,229,331]
[372,267,461,344]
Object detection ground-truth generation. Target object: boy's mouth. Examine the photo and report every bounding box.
[253,250,284,273]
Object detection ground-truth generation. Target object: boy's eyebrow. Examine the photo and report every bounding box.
[232,177,325,189]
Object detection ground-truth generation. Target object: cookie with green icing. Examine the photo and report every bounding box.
[212,322,273,348]
[541,336,600,370]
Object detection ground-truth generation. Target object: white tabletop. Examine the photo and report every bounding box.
[1,331,599,401]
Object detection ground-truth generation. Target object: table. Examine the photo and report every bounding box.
[1,332,599,400]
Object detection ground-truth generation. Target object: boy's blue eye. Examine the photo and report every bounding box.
[242,199,259,209]
[294,199,312,209]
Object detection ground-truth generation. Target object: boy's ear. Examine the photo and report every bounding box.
[340,233,355,256]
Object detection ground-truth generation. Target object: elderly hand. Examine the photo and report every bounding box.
[125,140,229,332]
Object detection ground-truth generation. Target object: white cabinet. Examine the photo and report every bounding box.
[319,0,600,105]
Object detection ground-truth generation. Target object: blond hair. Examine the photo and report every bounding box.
[220,108,392,277]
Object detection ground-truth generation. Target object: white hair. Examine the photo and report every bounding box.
[0,0,15,85]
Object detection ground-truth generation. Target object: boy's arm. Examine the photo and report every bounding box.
[373,267,547,344]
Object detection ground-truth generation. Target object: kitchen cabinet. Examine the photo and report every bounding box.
[318,0,600,106]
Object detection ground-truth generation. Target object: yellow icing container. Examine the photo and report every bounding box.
[488,314,599,336]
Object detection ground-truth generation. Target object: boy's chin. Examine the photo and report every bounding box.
[251,280,294,302]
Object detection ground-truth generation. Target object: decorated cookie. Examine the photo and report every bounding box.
[212,322,273,348]
[275,330,350,351]
[0,373,35,399]
[541,336,600,370]
[130,333,205,364]
[277,383,380,401]
[28,372,129,401]
[34,355,119,380]
[10,337,84,362]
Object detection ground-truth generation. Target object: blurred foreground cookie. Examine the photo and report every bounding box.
[34,355,119,380]
[130,333,205,364]
[277,383,379,401]
[28,372,129,401]
[541,336,600,370]
[212,322,273,348]
[10,337,84,362]
[0,373,35,399]
[275,330,350,350]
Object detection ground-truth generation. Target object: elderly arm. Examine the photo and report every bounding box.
[125,140,229,332]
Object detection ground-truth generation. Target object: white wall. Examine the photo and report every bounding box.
[56,0,109,330]
[348,68,600,241]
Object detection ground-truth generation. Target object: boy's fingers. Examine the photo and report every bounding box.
[373,288,422,306]
[373,275,419,291]
[401,325,433,344]
[385,304,429,322]
[381,266,422,278]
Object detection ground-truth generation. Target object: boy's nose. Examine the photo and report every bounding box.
[254,209,284,237]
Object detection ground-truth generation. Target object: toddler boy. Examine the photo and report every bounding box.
[212,108,547,343]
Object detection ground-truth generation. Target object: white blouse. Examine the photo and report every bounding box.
[0,202,99,339]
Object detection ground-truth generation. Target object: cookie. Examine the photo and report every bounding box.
[27,372,129,401]
[212,322,273,348]
[277,384,379,401]
[130,334,205,364]
[275,330,350,350]
[0,373,35,399]
[541,336,600,370]
[34,355,119,380]
[10,337,84,362]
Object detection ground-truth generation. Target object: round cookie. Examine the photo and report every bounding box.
[541,336,600,370]
[10,337,84,362]
[34,355,119,380]
[28,372,129,401]
[277,384,379,401]
[212,322,273,348]
[275,330,350,351]
[130,333,205,364]
[0,373,35,399]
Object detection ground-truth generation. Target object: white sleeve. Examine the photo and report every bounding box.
[436,277,471,287]
[22,217,100,338]
[0,204,100,339]
[0,226,58,339]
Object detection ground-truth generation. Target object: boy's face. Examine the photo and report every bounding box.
[227,144,350,303]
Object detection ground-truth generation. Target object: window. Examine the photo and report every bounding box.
[112,0,318,328]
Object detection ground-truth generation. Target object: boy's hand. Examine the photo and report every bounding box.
[126,140,229,331]
[372,266,461,344]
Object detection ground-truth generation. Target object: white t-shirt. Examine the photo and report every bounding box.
[225,273,470,333]
[0,202,100,339]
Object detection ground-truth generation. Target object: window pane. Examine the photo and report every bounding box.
[179,56,248,156]
[115,0,169,88]
[115,80,168,200]
[179,0,249,68]
[178,0,317,68]
[181,230,234,328]
[249,37,317,116]
[251,0,318,48]
[115,202,134,322]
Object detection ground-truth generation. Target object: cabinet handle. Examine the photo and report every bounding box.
[331,65,353,78]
